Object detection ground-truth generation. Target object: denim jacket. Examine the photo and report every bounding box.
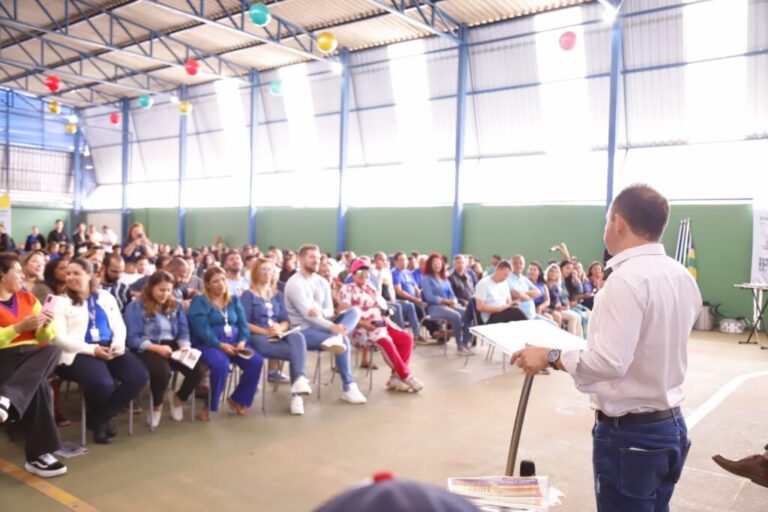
[124,299,191,352]
[422,274,457,306]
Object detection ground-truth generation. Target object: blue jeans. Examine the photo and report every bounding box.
[593,412,691,512]
[397,300,420,336]
[249,332,307,383]
[199,346,264,412]
[427,304,469,347]
[300,308,361,392]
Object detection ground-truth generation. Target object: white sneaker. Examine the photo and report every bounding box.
[290,376,312,396]
[168,393,183,422]
[404,375,424,393]
[320,335,347,354]
[386,375,410,392]
[0,396,10,423]
[290,395,305,415]
[24,453,67,478]
[340,383,367,404]
[147,408,162,428]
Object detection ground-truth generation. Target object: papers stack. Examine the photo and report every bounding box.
[448,476,563,511]
[171,348,202,369]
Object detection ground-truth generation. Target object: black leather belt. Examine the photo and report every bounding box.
[596,406,681,425]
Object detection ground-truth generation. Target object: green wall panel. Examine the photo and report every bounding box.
[257,208,336,253]
[131,209,178,246]
[185,208,250,249]
[11,207,70,245]
[347,207,453,257]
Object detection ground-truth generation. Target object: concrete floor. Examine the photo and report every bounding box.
[1,331,767,511]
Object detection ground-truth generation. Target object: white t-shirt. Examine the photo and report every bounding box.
[474,276,511,323]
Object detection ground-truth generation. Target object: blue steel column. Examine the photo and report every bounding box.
[336,49,351,254]
[72,107,83,225]
[121,97,130,239]
[605,5,624,210]
[178,85,188,247]
[3,91,9,194]
[248,69,259,246]
[451,27,469,257]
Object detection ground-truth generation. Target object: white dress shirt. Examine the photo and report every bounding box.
[560,243,702,416]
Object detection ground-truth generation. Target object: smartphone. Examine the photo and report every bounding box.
[41,295,58,315]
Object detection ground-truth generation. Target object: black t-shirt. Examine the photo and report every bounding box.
[48,230,68,244]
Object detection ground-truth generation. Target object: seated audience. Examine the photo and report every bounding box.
[101,253,132,314]
[448,255,474,307]
[338,259,423,393]
[125,271,205,426]
[560,259,591,335]
[31,258,68,304]
[72,223,88,255]
[21,251,45,293]
[278,250,297,289]
[0,224,14,251]
[122,223,156,274]
[422,253,471,355]
[241,258,312,416]
[53,258,149,444]
[581,261,604,310]
[0,254,65,477]
[188,267,263,416]
[545,263,582,337]
[222,251,249,297]
[391,252,424,339]
[474,260,527,324]
[24,225,46,252]
[508,255,542,320]
[47,241,61,261]
[528,261,558,325]
[101,225,118,253]
[196,253,216,279]
[284,244,367,405]
[47,219,68,245]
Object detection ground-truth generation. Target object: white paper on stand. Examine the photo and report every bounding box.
[470,320,587,356]
[170,347,202,369]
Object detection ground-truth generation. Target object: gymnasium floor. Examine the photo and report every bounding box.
[1,331,766,511]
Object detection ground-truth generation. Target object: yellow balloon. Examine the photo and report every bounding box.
[48,101,61,115]
[179,100,193,115]
[65,123,77,134]
[317,32,337,54]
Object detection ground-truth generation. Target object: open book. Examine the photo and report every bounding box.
[170,347,202,369]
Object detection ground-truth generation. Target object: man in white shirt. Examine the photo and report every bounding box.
[101,225,118,253]
[284,244,367,405]
[512,184,701,511]
[474,260,527,324]
[222,251,249,298]
[507,255,541,320]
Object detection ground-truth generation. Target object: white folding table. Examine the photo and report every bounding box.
[734,283,768,348]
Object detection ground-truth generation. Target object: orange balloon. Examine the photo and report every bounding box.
[65,123,77,134]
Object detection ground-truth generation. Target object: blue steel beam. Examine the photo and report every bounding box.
[178,85,188,247]
[121,97,130,239]
[72,107,83,225]
[3,90,8,193]
[605,1,624,210]
[451,26,468,257]
[336,49,351,254]
[147,1,341,66]
[363,0,464,44]
[248,69,259,246]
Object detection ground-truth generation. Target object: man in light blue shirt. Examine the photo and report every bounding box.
[507,255,541,320]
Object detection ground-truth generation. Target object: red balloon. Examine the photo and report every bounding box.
[109,112,120,125]
[44,75,62,93]
[559,31,577,51]
[184,59,200,76]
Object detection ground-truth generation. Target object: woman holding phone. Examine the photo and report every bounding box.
[188,266,263,416]
[121,223,156,274]
[53,258,148,444]
[125,271,206,426]
[0,254,66,478]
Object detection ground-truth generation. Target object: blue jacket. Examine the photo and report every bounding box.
[188,295,250,347]
[124,299,190,352]
[422,274,457,306]
[241,290,289,328]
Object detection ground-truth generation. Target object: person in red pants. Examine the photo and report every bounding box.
[338,259,423,393]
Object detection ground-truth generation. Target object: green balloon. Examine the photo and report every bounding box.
[269,80,283,97]
[249,4,271,27]
[137,95,153,109]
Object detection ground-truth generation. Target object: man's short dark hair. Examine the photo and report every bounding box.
[611,184,670,241]
[393,251,405,260]
[496,260,512,271]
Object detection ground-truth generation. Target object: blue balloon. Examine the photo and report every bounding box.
[249,4,271,27]
[137,94,153,109]
[269,80,282,97]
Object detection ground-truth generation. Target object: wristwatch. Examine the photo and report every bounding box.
[546,349,561,370]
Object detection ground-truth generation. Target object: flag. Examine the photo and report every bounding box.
[686,235,698,281]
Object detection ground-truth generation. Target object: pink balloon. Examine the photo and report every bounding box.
[559,31,577,51]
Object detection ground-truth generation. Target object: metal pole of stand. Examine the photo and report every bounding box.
[506,374,535,476]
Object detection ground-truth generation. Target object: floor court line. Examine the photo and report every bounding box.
[686,370,768,431]
[0,457,100,512]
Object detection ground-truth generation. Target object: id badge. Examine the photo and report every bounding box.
[223,324,233,338]
[90,328,101,342]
